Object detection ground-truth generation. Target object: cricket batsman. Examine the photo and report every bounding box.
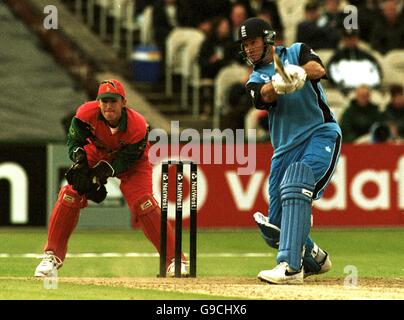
[35,79,187,277]
[237,18,342,284]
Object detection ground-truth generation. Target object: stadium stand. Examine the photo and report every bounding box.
[213,64,250,129]
[2,0,403,135]
[0,1,87,142]
[3,0,173,139]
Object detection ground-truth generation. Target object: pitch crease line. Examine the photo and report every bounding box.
[0,252,273,258]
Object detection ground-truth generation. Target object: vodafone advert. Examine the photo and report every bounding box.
[152,144,404,227]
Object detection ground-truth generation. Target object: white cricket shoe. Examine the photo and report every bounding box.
[304,253,332,278]
[34,251,63,277]
[166,259,189,277]
[258,262,304,285]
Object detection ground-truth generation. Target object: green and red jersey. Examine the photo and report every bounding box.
[67,101,150,176]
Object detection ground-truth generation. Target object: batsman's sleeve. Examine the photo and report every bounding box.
[245,82,277,110]
[298,43,327,79]
[111,127,150,176]
[67,117,93,161]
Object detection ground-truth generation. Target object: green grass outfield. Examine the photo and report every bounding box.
[0,227,403,299]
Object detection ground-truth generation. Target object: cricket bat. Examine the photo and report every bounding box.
[273,53,292,83]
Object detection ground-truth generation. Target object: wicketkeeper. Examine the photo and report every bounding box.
[35,79,187,277]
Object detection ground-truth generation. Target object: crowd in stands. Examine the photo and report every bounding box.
[343,84,404,143]
[132,0,404,143]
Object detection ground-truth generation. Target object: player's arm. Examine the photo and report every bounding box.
[66,117,93,161]
[65,116,108,202]
[298,43,327,80]
[259,83,279,103]
[65,117,93,194]
[246,82,278,108]
[301,60,326,80]
[111,127,150,175]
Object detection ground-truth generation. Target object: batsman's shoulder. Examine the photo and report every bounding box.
[248,69,271,84]
[284,42,303,56]
[288,42,303,50]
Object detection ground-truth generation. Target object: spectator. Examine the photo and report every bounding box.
[242,0,285,36]
[348,0,381,43]
[198,17,234,116]
[318,0,345,34]
[220,66,252,130]
[370,122,393,143]
[296,1,340,49]
[370,0,404,54]
[229,2,249,42]
[134,0,154,18]
[339,85,382,142]
[221,82,251,130]
[383,84,404,122]
[182,0,232,28]
[152,0,179,53]
[355,121,394,144]
[198,17,234,79]
[382,84,404,141]
[153,0,191,53]
[257,8,285,44]
[327,28,382,93]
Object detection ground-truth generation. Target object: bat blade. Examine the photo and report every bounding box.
[274,53,292,83]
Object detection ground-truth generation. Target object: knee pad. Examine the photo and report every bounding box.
[277,162,315,270]
[58,185,87,209]
[280,162,315,203]
[131,194,159,219]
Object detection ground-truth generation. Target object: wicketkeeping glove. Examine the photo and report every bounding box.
[86,183,107,203]
[90,160,115,185]
[65,148,92,195]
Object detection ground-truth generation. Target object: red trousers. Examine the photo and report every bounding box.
[44,156,180,267]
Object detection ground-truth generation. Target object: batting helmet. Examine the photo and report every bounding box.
[237,18,276,66]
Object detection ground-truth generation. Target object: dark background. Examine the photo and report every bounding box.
[0,144,46,226]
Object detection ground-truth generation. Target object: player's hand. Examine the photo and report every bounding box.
[285,64,307,90]
[272,73,297,94]
[90,160,115,185]
[65,148,92,195]
[272,65,307,95]
[86,183,107,203]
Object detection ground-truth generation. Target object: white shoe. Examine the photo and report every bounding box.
[166,259,189,277]
[258,262,304,285]
[304,253,332,278]
[34,251,63,277]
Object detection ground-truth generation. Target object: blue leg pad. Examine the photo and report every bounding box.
[277,162,315,271]
[303,242,327,274]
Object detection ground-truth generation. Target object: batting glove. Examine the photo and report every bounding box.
[272,73,298,94]
[285,64,307,90]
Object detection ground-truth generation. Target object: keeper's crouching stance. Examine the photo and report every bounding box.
[35,79,187,278]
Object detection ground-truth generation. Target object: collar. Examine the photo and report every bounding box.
[98,107,127,131]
